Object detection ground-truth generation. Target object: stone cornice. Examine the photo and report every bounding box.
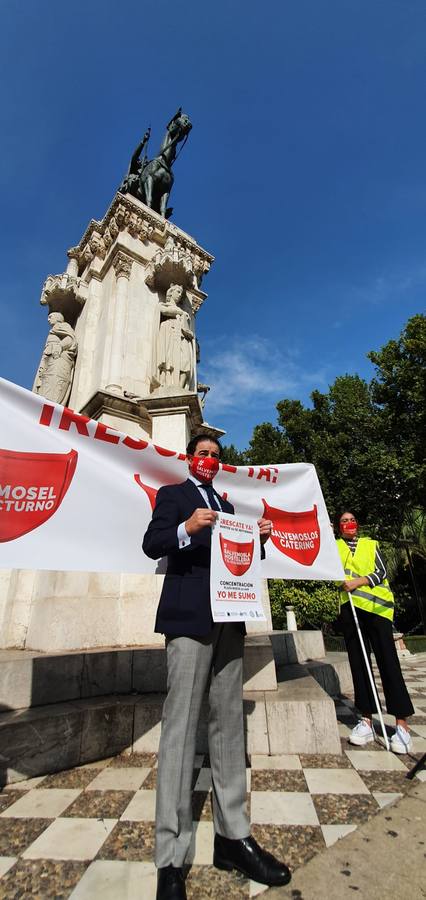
[79,390,152,430]
[67,193,214,295]
[39,272,88,313]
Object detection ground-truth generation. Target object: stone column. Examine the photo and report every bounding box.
[105,252,132,394]
[66,256,79,277]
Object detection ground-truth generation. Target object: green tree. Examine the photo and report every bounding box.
[220,443,247,466]
[221,314,425,631]
[368,313,426,519]
[245,374,386,529]
[237,314,425,541]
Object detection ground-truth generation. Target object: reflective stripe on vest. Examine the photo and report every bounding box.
[336,537,394,621]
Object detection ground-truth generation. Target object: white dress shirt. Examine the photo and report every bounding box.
[177,474,222,549]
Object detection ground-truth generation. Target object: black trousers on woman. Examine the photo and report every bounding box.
[338,603,414,718]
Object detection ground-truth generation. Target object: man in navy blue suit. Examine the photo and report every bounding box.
[143,433,291,900]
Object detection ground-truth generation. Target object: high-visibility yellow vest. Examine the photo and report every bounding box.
[336,536,394,621]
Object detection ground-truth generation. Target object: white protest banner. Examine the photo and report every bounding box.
[0,378,344,579]
[210,512,264,622]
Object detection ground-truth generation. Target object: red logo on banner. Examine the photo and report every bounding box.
[134,475,158,511]
[219,533,254,576]
[262,499,320,566]
[0,448,78,542]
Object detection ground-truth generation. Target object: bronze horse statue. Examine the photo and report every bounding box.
[119,108,192,218]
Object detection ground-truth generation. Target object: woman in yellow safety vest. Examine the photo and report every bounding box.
[336,511,414,753]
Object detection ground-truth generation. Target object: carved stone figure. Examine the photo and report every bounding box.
[156,284,194,390]
[119,109,192,218]
[34,312,78,405]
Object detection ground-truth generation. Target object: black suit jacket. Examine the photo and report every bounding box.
[142,478,241,637]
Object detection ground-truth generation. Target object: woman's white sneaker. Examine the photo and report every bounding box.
[390,725,412,754]
[348,719,375,746]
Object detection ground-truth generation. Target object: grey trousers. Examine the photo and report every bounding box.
[155,624,249,868]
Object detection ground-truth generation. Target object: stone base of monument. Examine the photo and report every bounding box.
[0,632,349,784]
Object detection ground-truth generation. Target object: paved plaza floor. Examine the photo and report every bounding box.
[0,652,425,898]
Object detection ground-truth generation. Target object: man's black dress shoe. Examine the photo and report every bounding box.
[156,865,187,900]
[213,834,291,886]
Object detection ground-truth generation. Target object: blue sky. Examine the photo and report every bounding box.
[1,0,425,448]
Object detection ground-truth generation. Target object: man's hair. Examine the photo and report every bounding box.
[186,433,222,458]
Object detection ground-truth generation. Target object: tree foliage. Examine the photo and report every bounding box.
[223,314,425,542]
[368,313,426,521]
[221,314,425,631]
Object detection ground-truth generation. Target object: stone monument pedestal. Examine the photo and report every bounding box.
[1,192,272,652]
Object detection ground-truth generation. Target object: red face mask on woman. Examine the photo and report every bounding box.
[340,519,358,535]
[189,455,220,483]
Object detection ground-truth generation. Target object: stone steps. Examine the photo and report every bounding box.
[0,635,277,713]
[0,633,349,784]
[0,672,341,786]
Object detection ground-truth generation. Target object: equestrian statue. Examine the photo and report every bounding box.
[119,108,192,218]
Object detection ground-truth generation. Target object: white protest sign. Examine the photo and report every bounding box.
[210,512,265,622]
[0,377,344,579]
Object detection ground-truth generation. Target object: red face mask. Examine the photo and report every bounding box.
[189,455,220,482]
[340,519,358,535]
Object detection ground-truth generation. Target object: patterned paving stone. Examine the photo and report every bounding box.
[251,791,318,826]
[63,790,134,819]
[39,769,104,789]
[3,776,46,792]
[250,770,308,792]
[345,750,406,771]
[2,789,81,819]
[86,768,150,792]
[68,860,156,899]
[120,789,156,822]
[96,821,156,861]
[108,752,157,768]
[360,771,413,792]
[312,793,379,824]
[0,818,53,856]
[321,823,357,847]
[186,864,249,899]
[251,754,301,770]
[0,791,24,814]
[142,769,158,790]
[304,768,369,795]
[251,823,325,871]
[340,737,384,753]
[299,754,352,769]
[0,858,16,879]
[22,817,116,862]
[0,859,88,898]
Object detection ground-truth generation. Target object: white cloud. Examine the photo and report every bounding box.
[198,335,327,415]
[346,263,426,307]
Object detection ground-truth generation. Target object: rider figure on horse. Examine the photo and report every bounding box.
[119,108,192,219]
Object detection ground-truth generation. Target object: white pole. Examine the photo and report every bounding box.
[286,605,298,631]
[348,593,390,752]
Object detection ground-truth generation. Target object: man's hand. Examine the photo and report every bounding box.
[258,517,272,545]
[342,577,368,592]
[185,508,218,535]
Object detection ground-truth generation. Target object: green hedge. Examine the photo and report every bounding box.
[268,580,340,631]
[268,579,415,633]
[404,636,426,653]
